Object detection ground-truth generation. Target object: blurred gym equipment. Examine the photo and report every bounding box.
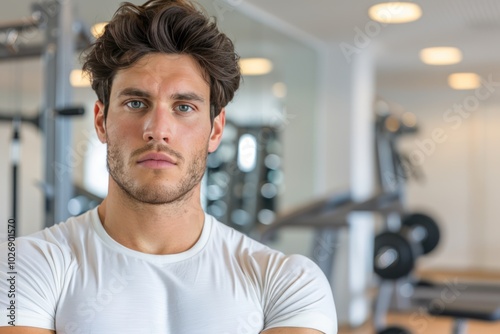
[372,212,441,333]
[0,107,85,235]
[428,300,500,334]
[205,121,282,235]
[373,210,500,334]
[0,0,91,229]
[370,104,500,334]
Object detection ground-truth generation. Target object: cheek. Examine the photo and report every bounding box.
[181,133,210,160]
[181,134,206,152]
[180,122,211,141]
[107,118,141,138]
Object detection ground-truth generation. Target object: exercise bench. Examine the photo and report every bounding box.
[428,299,500,334]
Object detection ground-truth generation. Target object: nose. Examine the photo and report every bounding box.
[142,104,173,143]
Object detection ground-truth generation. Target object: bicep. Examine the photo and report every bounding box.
[262,328,324,334]
[0,327,55,334]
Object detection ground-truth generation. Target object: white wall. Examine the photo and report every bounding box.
[318,44,352,195]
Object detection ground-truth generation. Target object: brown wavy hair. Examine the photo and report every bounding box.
[82,0,240,123]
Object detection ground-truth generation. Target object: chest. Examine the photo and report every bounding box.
[55,256,265,334]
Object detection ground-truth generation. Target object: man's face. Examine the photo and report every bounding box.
[94,53,225,205]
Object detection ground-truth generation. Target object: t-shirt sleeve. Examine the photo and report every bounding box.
[262,254,337,334]
[0,237,70,329]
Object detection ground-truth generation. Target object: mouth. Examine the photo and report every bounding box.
[136,152,177,169]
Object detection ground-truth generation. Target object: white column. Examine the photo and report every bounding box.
[347,47,377,327]
[350,48,376,199]
[333,49,376,327]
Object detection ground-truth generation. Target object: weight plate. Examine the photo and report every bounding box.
[402,213,440,255]
[374,232,415,280]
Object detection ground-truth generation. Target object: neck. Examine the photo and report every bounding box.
[97,180,205,255]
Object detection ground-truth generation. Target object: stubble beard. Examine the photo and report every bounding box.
[106,138,208,206]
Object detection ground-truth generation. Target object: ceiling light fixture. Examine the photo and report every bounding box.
[448,73,481,90]
[402,112,417,128]
[239,58,273,76]
[369,2,422,24]
[91,22,108,38]
[419,47,462,65]
[70,69,91,88]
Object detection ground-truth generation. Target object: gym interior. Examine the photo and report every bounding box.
[1,1,500,333]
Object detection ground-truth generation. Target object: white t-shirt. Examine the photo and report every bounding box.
[0,209,337,333]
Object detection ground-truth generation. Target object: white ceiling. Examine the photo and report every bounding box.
[246,0,500,89]
[2,0,500,93]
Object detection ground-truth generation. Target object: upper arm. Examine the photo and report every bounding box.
[0,327,55,334]
[0,238,69,330]
[262,328,324,334]
[261,254,337,334]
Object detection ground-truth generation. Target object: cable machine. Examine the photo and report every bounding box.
[0,1,91,232]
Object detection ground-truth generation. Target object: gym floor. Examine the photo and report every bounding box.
[338,269,500,334]
[339,313,500,334]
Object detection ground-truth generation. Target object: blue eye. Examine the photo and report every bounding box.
[177,104,194,113]
[126,100,146,109]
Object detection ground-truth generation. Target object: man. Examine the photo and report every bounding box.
[0,0,337,333]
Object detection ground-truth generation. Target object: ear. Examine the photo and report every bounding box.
[208,109,226,153]
[94,100,107,143]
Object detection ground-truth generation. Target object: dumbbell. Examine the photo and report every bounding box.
[374,212,440,280]
[374,231,416,280]
[373,213,439,334]
[401,213,440,255]
[374,236,414,334]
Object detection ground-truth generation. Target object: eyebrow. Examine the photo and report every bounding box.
[117,88,152,99]
[117,88,205,103]
[171,92,206,104]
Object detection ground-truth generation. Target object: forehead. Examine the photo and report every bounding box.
[111,53,209,97]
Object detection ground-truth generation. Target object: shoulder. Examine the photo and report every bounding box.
[1,209,95,272]
[209,216,283,262]
[0,211,95,329]
[203,216,337,333]
[208,215,325,283]
[34,209,95,245]
[260,253,337,333]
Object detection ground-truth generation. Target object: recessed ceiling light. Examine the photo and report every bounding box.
[419,47,462,65]
[448,73,481,90]
[402,112,417,128]
[70,69,91,87]
[384,116,400,133]
[239,58,273,76]
[369,2,422,24]
[91,22,108,38]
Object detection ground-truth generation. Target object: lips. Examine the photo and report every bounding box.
[137,152,177,168]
